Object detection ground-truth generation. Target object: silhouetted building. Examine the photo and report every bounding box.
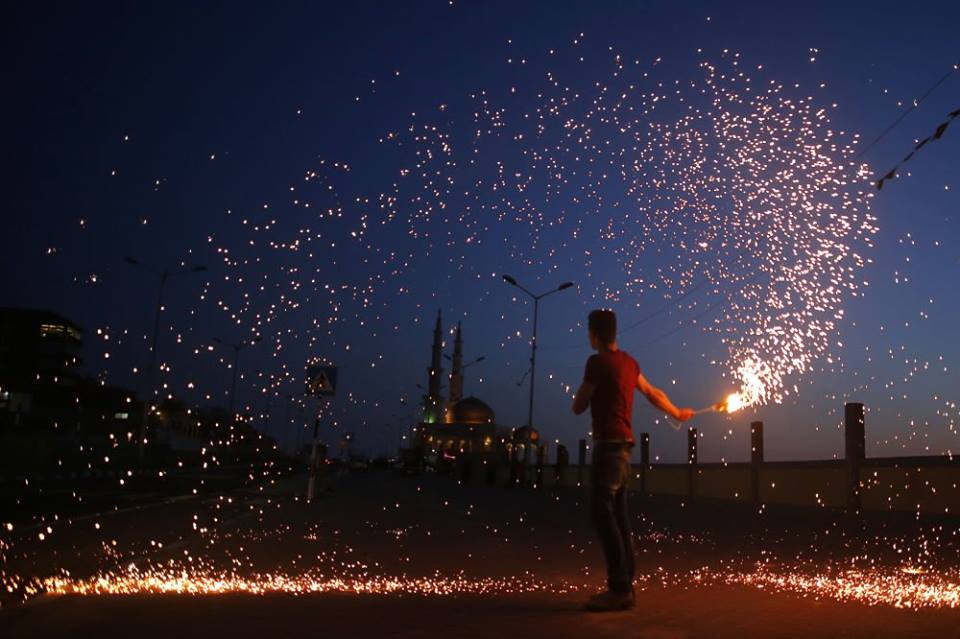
[0,308,147,438]
[0,307,83,427]
[72,377,143,437]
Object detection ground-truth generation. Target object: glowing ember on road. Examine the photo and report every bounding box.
[26,562,960,610]
[35,567,578,598]
[730,567,960,609]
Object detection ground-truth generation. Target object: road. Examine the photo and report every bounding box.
[2,469,959,638]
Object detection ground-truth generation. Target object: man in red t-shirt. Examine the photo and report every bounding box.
[572,309,694,611]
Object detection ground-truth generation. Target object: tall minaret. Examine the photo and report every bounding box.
[423,310,445,423]
[448,321,464,407]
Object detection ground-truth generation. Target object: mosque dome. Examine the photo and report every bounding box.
[447,396,496,424]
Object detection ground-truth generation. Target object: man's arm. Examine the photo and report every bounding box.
[636,371,694,421]
[571,381,595,415]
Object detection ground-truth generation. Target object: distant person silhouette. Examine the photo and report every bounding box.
[572,309,694,612]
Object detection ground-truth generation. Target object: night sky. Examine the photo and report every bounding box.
[4,1,959,462]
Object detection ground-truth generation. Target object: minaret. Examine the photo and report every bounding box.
[423,310,445,423]
[448,321,464,406]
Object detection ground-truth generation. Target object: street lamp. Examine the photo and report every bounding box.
[212,336,263,421]
[124,256,207,464]
[501,274,573,430]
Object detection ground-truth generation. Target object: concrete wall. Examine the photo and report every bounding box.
[697,466,751,502]
[452,454,960,515]
[860,461,960,514]
[757,465,846,507]
[644,466,687,497]
[634,459,960,513]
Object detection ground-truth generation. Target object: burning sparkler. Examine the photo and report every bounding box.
[686,359,767,419]
[694,392,746,415]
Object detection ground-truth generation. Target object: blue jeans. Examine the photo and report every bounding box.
[590,442,635,593]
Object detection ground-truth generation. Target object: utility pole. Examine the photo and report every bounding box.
[501,275,573,429]
[307,413,322,503]
[304,364,338,502]
[124,257,207,466]
[213,336,262,421]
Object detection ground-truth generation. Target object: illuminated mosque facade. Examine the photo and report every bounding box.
[414,311,538,461]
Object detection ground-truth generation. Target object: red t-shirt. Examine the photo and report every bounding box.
[584,350,640,442]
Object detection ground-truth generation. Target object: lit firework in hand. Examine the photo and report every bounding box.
[716,392,746,414]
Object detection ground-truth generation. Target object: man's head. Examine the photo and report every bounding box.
[588,309,617,350]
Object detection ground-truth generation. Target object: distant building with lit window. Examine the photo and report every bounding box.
[0,307,84,426]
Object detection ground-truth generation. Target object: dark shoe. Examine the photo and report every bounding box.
[584,589,635,612]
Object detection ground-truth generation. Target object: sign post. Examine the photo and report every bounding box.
[305,365,337,503]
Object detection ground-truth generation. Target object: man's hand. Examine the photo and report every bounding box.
[675,407,695,422]
[572,381,595,415]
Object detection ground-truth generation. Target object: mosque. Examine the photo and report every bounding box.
[413,311,539,464]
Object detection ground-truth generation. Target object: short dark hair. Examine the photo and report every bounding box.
[588,309,617,344]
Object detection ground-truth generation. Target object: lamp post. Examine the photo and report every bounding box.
[392,398,419,456]
[212,336,263,421]
[501,275,573,429]
[124,256,207,464]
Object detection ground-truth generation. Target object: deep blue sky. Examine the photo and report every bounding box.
[3,1,959,462]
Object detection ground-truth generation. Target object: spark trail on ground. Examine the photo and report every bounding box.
[28,561,960,609]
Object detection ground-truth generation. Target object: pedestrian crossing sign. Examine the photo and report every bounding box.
[306,365,338,396]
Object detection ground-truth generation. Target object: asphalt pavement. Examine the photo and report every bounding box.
[2,469,959,638]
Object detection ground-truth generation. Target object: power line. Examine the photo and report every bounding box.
[855,62,958,160]
[616,278,709,336]
[541,277,710,352]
